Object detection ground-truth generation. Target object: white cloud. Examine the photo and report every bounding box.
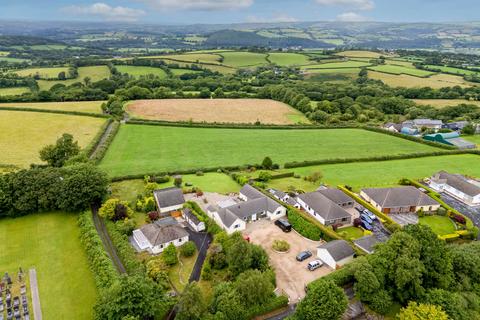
[246,13,298,23]
[336,11,369,22]
[315,0,374,11]
[62,3,146,22]
[139,0,254,11]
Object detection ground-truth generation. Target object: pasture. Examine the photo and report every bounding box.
[99,126,440,176]
[220,51,268,67]
[424,65,479,76]
[151,53,222,64]
[0,110,106,167]
[463,135,480,147]
[301,60,371,70]
[115,65,168,78]
[267,154,480,192]
[125,99,309,124]
[0,87,30,96]
[0,100,104,113]
[170,68,201,76]
[368,71,474,88]
[368,65,435,77]
[267,52,311,66]
[0,212,97,320]
[37,66,111,90]
[11,67,70,79]
[412,99,480,108]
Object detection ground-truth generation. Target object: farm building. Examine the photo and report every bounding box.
[132,219,189,254]
[360,186,440,214]
[297,191,352,226]
[400,127,419,136]
[153,187,185,214]
[317,240,355,269]
[404,119,443,131]
[423,132,476,149]
[443,121,470,131]
[429,171,480,206]
[383,122,403,133]
[182,208,206,232]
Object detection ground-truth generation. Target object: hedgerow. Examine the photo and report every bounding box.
[89,120,120,164]
[82,118,113,157]
[0,106,109,119]
[287,209,323,241]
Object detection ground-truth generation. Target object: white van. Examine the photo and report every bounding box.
[307,260,323,271]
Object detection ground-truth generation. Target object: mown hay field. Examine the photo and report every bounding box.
[368,71,474,88]
[0,110,106,167]
[220,51,268,67]
[125,98,309,125]
[99,126,441,176]
[0,100,105,113]
[115,65,168,78]
[11,66,70,79]
[301,60,371,70]
[0,87,30,96]
[335,50,385,58]
[37,66,111,90]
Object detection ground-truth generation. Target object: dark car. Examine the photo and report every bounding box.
[360,213,373,224]
[296,250,312,261]
[361,221,373,231]
[275,219,292,232]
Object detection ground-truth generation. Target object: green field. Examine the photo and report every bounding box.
[268,52,311,66]
[0,87,30,96]
[12,67,70,79]
[463,135,480,146]
[306,68,360,75]
[153,53,222,64]
[100,125,440,176]
[220,51,268,67]
[0,100,104,113]
[0,110,106,167]
[0,57,29,63]
[267,154,480,191]
[368,65,435,77]
[37,66,111,90]
[170,68,201,76]
[419,215,457,236]
[0,212,97,320]
[425,65,479,76]
[412,99,480,108]
[115,65,168,78]
[301,61,371,70]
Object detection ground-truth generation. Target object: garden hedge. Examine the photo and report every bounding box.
[245,295,289,319]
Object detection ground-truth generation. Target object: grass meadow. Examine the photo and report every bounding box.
[368,71,474,88]
[220,51,268,67]
[37,66,111,90]
[115,65,168,78]
[0,110,106,167]
[0,212,97,320]
[0,100,105,113]
[267,52,311,66]
[12,67,70,79]
[425,65,479,76]
[99,125,440,176]
[0,87,31,96]
[301,60,371,70]
[368,65,435,77]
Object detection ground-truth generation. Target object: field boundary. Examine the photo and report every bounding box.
[0,106,109,118]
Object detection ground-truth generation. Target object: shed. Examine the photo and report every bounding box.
[317,240,355,269]
[182,208,206,232]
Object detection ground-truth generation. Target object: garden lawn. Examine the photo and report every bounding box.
[168,252,198,292]
[337,226,364,240]
[37,66,111,90]
[115,65,168,78]
[0,100,104,113]
[419,215,456,236]
[268,52,311,66]
[0,110,106,167]
[0,87,30,96]
[99,125,440,177]
[0,212,97,320]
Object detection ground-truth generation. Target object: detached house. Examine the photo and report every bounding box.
[297,191,352,226]
[360,186,440,214]
[153,187,185,214]
[430,171,480,206]
[133,219,189,254]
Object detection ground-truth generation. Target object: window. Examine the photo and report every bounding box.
[160,244,164,248]
[342,218,348,222]
[234,224,240,229]
[178,238,182,242]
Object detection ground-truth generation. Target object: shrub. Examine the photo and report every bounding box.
[272,240,290,252]
[115,219,136,236]
[99,198,133,221]
[148,211,160,221]
[287,209,322,241]
[353,218,362,228]
[261,156,273,169]
[369,290,393,315]
[196,171,204,176]
[257,171,272,182]
[180,241,196,257]
[452,214,466,225]
[162,243,178,266]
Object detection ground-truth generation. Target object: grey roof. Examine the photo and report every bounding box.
[317,189,354,206]
[318,240,355,261]
[432,171,480,197]
[353,235,379,254]
[153,187,185,209]
[140,224,188,246]
[413,119,443,126]
[182,208,201,225]
[268,188,287,199]
[154,216,178,227]
[384,123,403,131]
[361,186,439,208]
[298,192,351,221]
[286,197,299,206]
[447,137,476,149]
[240,184,265,200]
[216,197,283,227]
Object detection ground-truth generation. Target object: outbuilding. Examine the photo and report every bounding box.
[317,240,355,269]
[182,208,206,232]
[153,187,185,214]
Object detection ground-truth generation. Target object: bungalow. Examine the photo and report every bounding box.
[411,119,443,131]
[360,186,440,214]
[429,171,480,206]
[182,208,206,232]
[268,188,290,202]
[353,235,380,254]
[317,188,355,209]
[317,240,355,269]
[132,222,189,254]
[153,187,185,214]
[297,191,352,226]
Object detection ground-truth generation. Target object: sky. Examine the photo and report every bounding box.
[0,0,480,25]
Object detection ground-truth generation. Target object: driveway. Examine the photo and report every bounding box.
[244,220,332,303]
[440,193,480,240]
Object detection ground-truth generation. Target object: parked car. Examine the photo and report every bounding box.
[363,209,377,221]
[307,260,323,271]
[361,221,373,231]
[275,219,292,232]
[360,213,373,224]
[355,206,365,213]
[296,250,312,261]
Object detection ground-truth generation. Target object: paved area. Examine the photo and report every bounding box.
[29,268,42,320]
[440,193,480,239]
[185,192,237,212]
[245,219,331,303]
[371,220,391,242]
[389,213,419,226]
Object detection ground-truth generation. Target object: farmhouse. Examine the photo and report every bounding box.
[360,186,440,214]
[182,208,206,232]
[132,220,189,254]
[207,184,286,234]
[353,235,380,254]
[153,187,185,214]
[429,171,480,206]
[297,191,352,226]
[317,240,355,269]
[383,122,403,133]
[423,132,476,149]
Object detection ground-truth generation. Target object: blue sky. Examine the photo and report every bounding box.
[1,0,479,24]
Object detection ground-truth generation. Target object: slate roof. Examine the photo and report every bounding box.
[413,119,443,126]
[240,184,265,200]
[353,235,380,254]
[298,192,351,220]
[216,197,283,227]
[318,240,355,261]
[361,186,439,208]
[153,187,185,209]
[286,197,299,206]
[268,188,287,199]
[432,171,480,197]
[182,208,201,225]
[140,224,188,246]
[317,188,354,206]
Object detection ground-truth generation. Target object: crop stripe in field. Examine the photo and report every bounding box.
[0,106,109,118]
